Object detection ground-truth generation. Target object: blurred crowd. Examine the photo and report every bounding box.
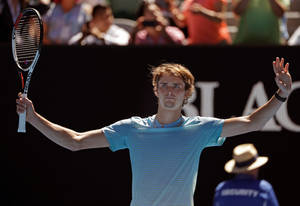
[1,0,300,46]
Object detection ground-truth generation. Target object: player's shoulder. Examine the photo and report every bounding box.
[130,115,154,128]
[184,116,223,125]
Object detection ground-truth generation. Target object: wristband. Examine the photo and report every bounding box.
[275,92,287,102]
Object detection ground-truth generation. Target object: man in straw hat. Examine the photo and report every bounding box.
[213,143,279,206]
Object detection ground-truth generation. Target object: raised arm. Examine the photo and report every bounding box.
[190,0,226,23]
[16,94,110,151]
[221,57,292,137]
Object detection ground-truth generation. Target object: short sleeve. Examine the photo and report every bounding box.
[203,117,226,147]
[102,119,132,152]
[260,180,279,206]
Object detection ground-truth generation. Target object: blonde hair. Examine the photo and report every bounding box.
[151,63,195,104]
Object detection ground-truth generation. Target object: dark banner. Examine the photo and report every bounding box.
[1,44,299,205]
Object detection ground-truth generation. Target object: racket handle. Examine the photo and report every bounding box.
[18,93,27,133]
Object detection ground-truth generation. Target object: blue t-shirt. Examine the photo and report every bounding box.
[103,115,225,206]
[213,174,279,206]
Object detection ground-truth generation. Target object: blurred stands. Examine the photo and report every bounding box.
[224,0,300,41]
[109,0,300,43]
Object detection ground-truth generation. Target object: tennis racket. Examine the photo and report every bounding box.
[12,8,43,133]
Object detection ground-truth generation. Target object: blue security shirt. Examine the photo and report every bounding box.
[213,174,279,206]
[103,115,225,206]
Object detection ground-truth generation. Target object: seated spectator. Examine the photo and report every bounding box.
[181,0,232,45]
[232,0,290,45]
[131,1,186,45]
[0,0,27,43]
[43,0,90,44]
[68,3,130,45]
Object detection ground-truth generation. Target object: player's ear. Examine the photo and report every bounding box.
[154,87,158,97]
[184,91,190,103]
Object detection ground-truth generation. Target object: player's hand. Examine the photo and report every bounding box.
[273,57,292,97]
[16,92,35,122]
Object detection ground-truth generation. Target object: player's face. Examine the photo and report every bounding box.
[156,73,186,110]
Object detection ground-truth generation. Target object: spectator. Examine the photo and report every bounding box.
[0,0,27,43]
[154,0,188,37]
[42,0,90,44]
[68,4,130,45]
[181,0,232,45]
[232,0,290,45]
[213,143,279,206]
[131,1,186,45]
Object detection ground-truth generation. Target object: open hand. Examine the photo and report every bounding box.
[273,57,292,97]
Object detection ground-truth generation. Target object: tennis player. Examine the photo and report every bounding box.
[16,57,292,206]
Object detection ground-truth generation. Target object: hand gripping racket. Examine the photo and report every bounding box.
[12,8,43,133]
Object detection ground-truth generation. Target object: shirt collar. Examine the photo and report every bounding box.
[152,115,184,128]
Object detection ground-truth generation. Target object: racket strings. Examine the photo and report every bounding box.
[15,13,41,68]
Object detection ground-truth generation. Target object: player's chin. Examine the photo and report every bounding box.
[163,101,182,110]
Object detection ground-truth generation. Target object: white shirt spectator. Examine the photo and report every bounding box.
[69,24,130,45]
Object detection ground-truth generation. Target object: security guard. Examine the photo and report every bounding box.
[213,143,279,206]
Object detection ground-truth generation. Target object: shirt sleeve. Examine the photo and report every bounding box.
[267,189,280,206]
[202,117,226,147]
[102,118,132,152]
[263,181,280,206]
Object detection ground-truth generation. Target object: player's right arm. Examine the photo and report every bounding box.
[16,93,110,151]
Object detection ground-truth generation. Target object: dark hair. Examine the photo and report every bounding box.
[92,4,110,18]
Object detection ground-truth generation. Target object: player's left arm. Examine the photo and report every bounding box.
[221,57,292,138]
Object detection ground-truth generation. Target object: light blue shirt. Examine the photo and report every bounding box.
[103,115,225,206]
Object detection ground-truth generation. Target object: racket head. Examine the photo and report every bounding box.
[12,8,43,72]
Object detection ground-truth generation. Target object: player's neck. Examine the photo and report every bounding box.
[156,108,182,125]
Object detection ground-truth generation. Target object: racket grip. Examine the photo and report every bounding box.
[17,93,27,133]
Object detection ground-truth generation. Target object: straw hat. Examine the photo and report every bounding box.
[224,143,269,174]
